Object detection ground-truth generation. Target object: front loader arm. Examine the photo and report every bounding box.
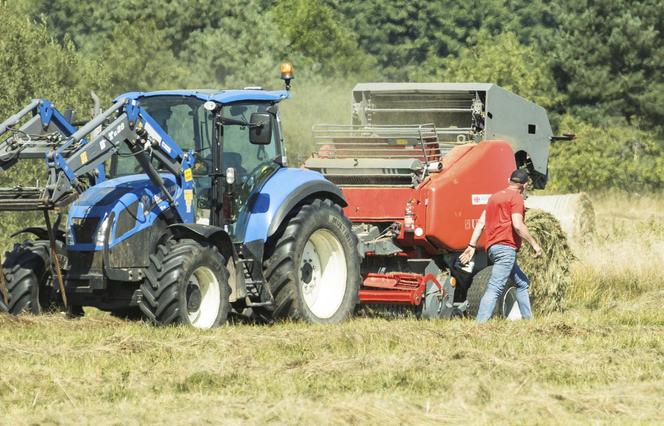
[0,99,78,171]
[47,98,195,212]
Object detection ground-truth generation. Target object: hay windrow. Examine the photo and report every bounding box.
[519,209,575,314]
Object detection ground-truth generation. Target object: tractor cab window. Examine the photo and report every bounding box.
[110,97,213,177]
[221,102,278,182]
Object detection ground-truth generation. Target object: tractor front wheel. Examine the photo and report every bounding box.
[138,239,230,329]
[0,240,64,315]
[263,198,361,323]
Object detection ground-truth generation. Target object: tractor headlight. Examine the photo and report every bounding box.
[66,226,75,245]
[95,215,111,247]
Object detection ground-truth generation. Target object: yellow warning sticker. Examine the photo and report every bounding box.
[184,189,194,213]
[395,138,408,145]
[184,168,193,182]
[80,151,88,164]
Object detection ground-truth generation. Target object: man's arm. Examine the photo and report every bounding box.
[459,210,485,264]
[511,213,542,257]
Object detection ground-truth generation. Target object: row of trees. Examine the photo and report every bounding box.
[0,0,662,192]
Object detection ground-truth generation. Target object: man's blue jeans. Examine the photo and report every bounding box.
[476,244,533,323]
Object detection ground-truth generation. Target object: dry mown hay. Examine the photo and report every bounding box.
[518,209,575,314]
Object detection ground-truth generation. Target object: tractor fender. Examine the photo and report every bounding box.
[239,168,346,244]
[10,227,66,242]
[267,179,346,237]
[164,223,236,263]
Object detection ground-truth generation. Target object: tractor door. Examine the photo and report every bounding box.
[216,102,282,227]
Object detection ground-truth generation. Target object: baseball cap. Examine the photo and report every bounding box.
[510,169,529,184]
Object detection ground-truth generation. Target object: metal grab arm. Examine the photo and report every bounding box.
[47,98,192,208]
[0,99,78,170]
[0,99,41,136]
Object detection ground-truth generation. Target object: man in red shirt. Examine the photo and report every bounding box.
[459,169,542,322]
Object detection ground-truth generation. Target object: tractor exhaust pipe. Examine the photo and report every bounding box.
[90,91,102,139]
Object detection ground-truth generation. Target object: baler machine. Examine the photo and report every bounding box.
[305,83,555,318]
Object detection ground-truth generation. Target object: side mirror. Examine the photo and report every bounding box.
[249,112,272,145]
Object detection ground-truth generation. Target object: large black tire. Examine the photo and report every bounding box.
[0,240,64,315]
[263,198,361,323]
[138,239,231,328]
[466,265,518,318]
[110,307,142,320]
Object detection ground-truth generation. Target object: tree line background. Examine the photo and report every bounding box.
[1,0,663,193]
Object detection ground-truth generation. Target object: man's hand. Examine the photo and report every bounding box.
[459,246,475,265]
[512,212,543,258]
[532,242,542,258]
[460,211,485,265]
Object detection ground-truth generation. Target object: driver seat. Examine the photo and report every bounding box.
[224,152,246,176]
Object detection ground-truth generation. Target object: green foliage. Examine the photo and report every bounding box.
[330,0,556,80]
[98,22,188,94]
[0,4,111,114]
[437,31,561,109]
[271,0,376,78]
[174,3,286,89]
[0,6,113,173]
[29,0,288,90]
[549,0,664,125]
[548,116,664,192]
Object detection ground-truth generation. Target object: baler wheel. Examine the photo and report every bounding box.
[466,265,522,320]
[263,198,361,323]
[138,239,230,329]
[0,240,64,315]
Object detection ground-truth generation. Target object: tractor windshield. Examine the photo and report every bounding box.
[110,97,279,182]
[110,96,214,177]
[109,96,281,225]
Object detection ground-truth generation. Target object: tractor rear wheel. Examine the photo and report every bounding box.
[138,239,230,329]
[0,240,64,315]
[466,265,521,319]
[263,198,361,323]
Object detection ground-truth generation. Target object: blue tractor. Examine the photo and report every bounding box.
[0,68,361,327]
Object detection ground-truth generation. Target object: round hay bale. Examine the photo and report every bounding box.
[525,193,596,242]
[518,209,575,314]
[574,192,595,239]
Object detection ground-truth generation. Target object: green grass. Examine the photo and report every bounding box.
[0,194,663,425]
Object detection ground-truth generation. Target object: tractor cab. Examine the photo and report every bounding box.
[109,90,289,227]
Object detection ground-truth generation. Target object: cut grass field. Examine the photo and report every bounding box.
[1,194,663,425]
